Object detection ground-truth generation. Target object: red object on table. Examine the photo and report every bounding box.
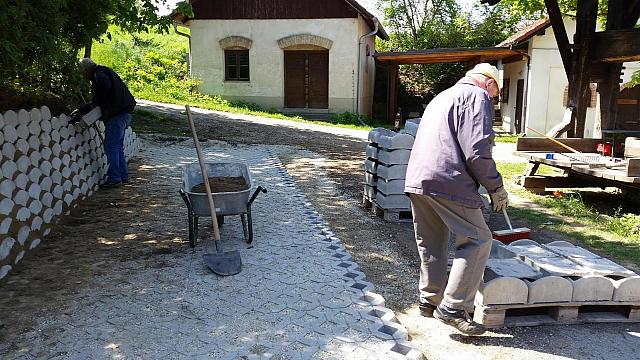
[597,143,613,156]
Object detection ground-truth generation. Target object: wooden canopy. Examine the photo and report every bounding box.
[374,47,526,65]
[374,47,526,123]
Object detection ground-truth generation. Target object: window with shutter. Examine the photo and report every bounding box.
[225,50,250,81]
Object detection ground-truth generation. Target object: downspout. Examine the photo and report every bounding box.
[173,21,192,75]
[356,17,380,122]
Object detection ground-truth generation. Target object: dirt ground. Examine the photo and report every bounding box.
[2,101,639,359]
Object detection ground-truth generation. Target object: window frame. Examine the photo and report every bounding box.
[224,49,250,82]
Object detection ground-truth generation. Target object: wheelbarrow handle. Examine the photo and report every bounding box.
[249,186,267,206]
[179,189,192,211]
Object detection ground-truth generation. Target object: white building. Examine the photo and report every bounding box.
[172,0,388,116]
[499,18,640,137]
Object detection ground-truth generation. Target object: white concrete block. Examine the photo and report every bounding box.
[404,121,420,137]
[40,147,52,161]
[16,123,29,140]
[28,199,42,215]
[0,237,15,260]
[524,256,586,276]
[42,208,54,224]
[526,276,573,304]
[363,184,376,199]
[14,250,25,264]
[364,159,378,173]
[40,106,51,121]
[28,135,40,151]
[16,155,31,173]
[0,198,14,216]
[27,183,41,199]
[50,129,61,144]
[53,200,63,216]
[2,142,16,160]
[16,207,31,221]
[40,177,53,193]
[378,133,414,150]
[51,170,62,185]
[13,189,29,206]
[63,193,73,206]
[477,277,528,305]
[377,179,405,195]
[0,265,12,280]
[366,144,378,160]
[613,277,640,301]
[545,242,600,259]
[364,172,377,187]
[572,276,615,302]
[571,257,636,277]
[16,225,30,245]
[40,118,52,133]
[508,243,559,259]
[3,125,18,143]
[3,110,18,127]
[27,168,42,184]
[62,180,72,192]
[378,149,411,165]
[29,238,41,250]
[15,138,29,155]
[376,164,407,181]
[1,160,18,180]
[28,120,41,136]
[14,173,28,190]
[52,185,64,199]
[0,179,16,198]
[375,192,410,210]
[41,192,53,208]
[368,128,397,144]
[0,218,11,235]
[17,109,30,124]
[486,258,542,279]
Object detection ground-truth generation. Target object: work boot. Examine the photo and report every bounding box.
[418,301,437,317]
[433,305,486,336]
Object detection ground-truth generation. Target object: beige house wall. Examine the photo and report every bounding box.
[188,17,377,114]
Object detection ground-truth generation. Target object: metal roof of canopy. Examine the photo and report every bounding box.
[374,47,527,65]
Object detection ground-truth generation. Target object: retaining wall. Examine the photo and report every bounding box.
[0,107,141,280]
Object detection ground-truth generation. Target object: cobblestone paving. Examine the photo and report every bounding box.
[1,140,421,359]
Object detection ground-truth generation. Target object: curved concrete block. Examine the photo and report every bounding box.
[4,110,18,127]
[478,277,528,305]
[572,276,615,302]
[546,241,574,247]
[364,159,377,173]
[368,128,397,144]
[40,106,51,121]
[375,192,410,210]
[0,198,15,216]
[376,164,407,181]
[613,277,640,301]
[377,179,405,195]
[0,218,11,235]
[404,121,420,137]
[366,144,378,160]
[378,133,414,150]
[3,125,18,144]
[378,149,411,165]
[0,237,15,260]
[0,179,16,198]
[15,138,29,155]
[0,265,12,280]
[14,173,28,190]
[2,142,16,160]
[526,276,573,303]
[17,109,30,124]
[16,123,29,140]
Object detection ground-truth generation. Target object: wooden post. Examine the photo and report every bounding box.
[568,0,598,137]
[544,0,572,78]
[388,64,399,125]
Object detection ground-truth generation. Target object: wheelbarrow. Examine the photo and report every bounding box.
[179,162,267,247]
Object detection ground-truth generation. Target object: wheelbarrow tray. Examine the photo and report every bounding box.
[181,162,252,216]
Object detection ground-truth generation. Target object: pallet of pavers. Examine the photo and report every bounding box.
[475,239,640,328]
[374,130,414,222]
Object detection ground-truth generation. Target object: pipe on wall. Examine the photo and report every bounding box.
[355,17,380,119]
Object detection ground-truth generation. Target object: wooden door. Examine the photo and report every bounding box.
[515,79,525,133]
[284,51,328,109]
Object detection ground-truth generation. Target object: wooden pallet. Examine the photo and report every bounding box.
[474,300,640,328]
[371,202,412,223]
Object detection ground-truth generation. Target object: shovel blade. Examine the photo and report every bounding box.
[203,250,242,276]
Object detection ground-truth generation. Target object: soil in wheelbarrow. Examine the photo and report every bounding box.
[191,176,249,193]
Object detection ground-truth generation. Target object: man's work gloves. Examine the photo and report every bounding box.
[489,186,509,212]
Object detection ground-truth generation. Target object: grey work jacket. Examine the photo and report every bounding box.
[404,77,504,208]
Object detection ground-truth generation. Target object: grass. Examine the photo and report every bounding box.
[496,161,640,267]
[494,134,521,143]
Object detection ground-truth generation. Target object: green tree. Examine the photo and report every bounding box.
[0,0,192,112]
[377,0,529,98]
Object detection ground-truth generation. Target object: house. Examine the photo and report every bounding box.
[498,17,640,137]
[172,0,388,116]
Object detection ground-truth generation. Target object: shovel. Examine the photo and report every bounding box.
[185,105,242,276]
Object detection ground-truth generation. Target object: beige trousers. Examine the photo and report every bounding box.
[409,193,492,311]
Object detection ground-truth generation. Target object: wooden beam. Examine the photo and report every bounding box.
[544,0,572,78]
[591,29,640,63]
[388,64,399,124]
[568,0,598,137]
[515,137,602,152]
[624,0,640,27]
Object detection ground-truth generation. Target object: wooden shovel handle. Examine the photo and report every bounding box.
[185,105,221,241]
[527,127,582,154]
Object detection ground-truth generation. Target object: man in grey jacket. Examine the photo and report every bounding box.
[404,63,508,336]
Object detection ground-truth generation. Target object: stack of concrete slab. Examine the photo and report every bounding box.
[475,239,640,328]
[0,106,141,281]
[364,121,420,222]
